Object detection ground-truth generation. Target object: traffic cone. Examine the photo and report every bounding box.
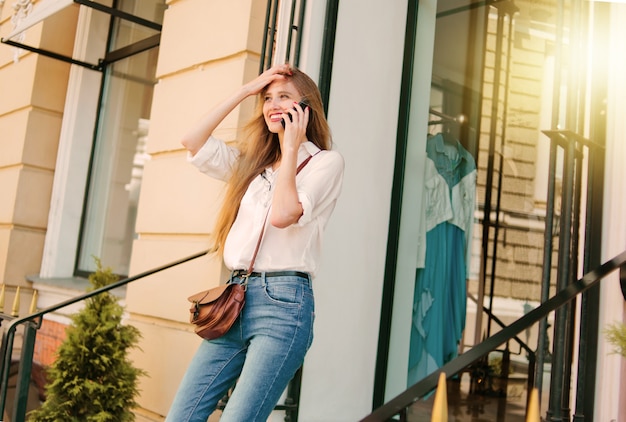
[526,388,540,422]
[431,372,448,421]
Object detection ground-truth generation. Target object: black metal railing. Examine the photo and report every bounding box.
[0,249,207,421]
[0,249,304,422]
[361,249,626,421]
[466,291,536,398]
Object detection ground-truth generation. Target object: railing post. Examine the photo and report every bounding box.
[0,322,18,420]
[12,321,38,422]
[549,138,575,422]
[526,352,536,411]
[283,367,302,422]
[536,138,558,394]
[496,345,511,422]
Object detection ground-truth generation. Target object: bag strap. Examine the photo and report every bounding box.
[244,152,318,275]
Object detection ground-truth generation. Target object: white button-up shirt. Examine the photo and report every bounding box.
[189,136,344,277]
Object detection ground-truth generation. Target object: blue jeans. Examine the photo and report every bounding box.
[166,272,315,422]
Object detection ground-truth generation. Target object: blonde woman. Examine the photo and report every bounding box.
[167,64,344,421]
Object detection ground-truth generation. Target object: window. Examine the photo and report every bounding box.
[377,0,606,413]
[76,0,165,275]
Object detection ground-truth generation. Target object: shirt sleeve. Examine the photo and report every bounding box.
[296,150,345,226]
[187,135,240,181]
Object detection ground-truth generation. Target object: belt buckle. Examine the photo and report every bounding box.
[232,269,250,291]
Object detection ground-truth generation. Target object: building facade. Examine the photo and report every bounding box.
[0,0,624,421]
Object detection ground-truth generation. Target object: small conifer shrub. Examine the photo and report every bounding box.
[28,258,146,422]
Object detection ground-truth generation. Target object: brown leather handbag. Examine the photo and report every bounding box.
[188,282,247,340]
[187,154,315,340]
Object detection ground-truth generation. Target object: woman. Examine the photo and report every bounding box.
[167,64,344,421]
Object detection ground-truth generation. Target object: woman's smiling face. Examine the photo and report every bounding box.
[263,80,302,133]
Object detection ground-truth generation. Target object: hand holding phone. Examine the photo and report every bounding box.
[281,101,310,128]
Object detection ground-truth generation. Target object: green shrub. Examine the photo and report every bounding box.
[28,258,146,422]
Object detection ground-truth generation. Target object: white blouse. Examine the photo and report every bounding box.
[189,136,344,277]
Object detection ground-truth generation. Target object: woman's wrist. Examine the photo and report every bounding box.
[239,80,261,100]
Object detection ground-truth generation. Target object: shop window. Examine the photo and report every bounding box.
[1,0,165,279]
[76,0,165,276]
[378,0,605,412]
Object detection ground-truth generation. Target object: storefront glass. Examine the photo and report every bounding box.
[77,0,165,275]
[379,0,608,417]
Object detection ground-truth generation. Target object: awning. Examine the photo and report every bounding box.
[1,0,162,71]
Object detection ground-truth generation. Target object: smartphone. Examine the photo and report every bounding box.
[281,101,310,128]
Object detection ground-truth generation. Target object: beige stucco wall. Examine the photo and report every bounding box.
[124,0,267,419]
[0,5,77,295]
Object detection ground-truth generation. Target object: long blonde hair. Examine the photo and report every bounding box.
[211,67,332,254]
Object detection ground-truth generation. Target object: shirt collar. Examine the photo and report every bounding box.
[299,141,321,162]
[433,133,472,163]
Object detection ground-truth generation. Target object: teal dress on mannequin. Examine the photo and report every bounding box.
[408,133,476,386]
